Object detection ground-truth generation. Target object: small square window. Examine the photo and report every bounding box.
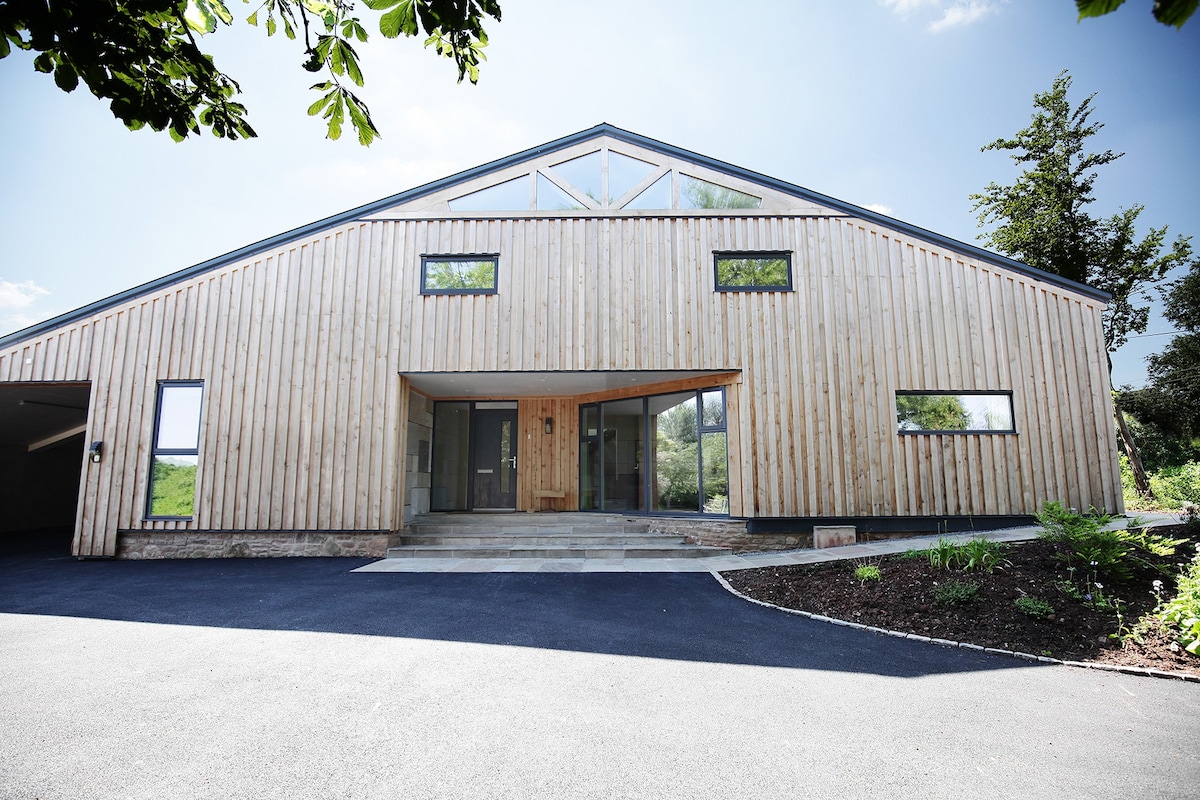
[714,251,792,292]
[421,255,499,295]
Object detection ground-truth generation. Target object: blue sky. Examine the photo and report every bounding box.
[1,0,1196,386]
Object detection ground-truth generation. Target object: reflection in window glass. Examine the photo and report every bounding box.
[536,173,585,210]
[155,385,203,449]
[715,253,792,290]
[651,393,699,512]
[421,256,498,294]
[701,389,724,428]
[148,382,203,519]
[549,151,602,204]
[701,432,729,514]
[624,172,672,210]
[896,393,1015,433]
[679,175,760,209]
[607,151,657,203]
[432,402,470,510]
[448,176,529,211]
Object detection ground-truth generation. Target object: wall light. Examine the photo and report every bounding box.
[544,417,553,435]
[88,441,103,463]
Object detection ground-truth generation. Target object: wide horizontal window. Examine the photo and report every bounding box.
[714,251,792,291]
[421,255,498,295]
[896,392,1015,434]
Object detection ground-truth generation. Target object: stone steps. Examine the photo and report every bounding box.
[386,512,732,560]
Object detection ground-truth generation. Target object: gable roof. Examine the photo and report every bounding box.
[0,123,1109,350]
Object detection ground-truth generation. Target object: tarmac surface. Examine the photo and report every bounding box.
[2,544,1198,799]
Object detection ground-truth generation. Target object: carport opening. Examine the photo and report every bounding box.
[0,382,91,556]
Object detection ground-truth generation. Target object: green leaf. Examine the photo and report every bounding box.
[247,10,259,26]
[33,52,53,73]
[1155,0,1200,27]
[1076,0,1126,19]
[379,0,419,38]
[210,0,234,25]
[266,15,277,36]
[361,0,403,10]
[53,61,78,92]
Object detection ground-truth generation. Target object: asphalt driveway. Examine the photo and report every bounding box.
[2,550,1197,799]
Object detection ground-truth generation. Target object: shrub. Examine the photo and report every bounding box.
[1158,552,1200,655]
[1150,461,1200,510]
[956,537,1011,573]
[1015,596,1055,619]
[934,580,979,606]
[927,539,960,570]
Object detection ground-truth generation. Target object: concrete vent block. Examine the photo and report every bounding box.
[813,525,856,549]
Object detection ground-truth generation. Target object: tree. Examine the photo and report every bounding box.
[971,71,1195,499]
[1075,0,1198,28]
[0,0,502,145]
[1121,258,1200,469]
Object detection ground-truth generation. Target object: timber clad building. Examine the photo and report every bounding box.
[0,125,1122,558]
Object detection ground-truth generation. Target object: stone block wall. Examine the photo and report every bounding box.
[404,391,433,522]
[646,517,816,554]
[116,530,390,559]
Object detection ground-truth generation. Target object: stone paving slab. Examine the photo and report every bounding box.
[352,512,1183,574]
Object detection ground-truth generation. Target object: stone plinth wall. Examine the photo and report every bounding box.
[646,518,816,554]
[116,531,390,559]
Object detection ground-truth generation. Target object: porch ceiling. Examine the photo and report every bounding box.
[403,370,735,398]
[0,383,90,448]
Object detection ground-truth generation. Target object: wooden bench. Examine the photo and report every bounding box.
[531,489,566,512]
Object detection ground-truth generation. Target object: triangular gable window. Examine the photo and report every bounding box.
[448,176,528,211]
[445,147,761,211]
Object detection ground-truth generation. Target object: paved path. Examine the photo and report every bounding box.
[357,512,1183,573]
[1,545,1197,799]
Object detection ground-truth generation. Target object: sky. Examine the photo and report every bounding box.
[1,0,1197,387]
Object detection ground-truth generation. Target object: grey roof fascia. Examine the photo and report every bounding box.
[0,123,1108,351]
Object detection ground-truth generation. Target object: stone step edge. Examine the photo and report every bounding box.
[386,545,732,559]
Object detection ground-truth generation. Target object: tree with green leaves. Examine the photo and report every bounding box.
[0,0,501,145]
[1120,257,1200,469]
[1075,0,1197,28]
[971,71,1196,499]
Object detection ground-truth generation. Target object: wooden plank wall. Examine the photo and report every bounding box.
[0,211,1122,556]
[517,398,580,511]
[0,224,406,556]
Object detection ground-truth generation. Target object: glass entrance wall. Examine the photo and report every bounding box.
[580,387,729,515]
[601,398,645,511]
[431,402,470,511]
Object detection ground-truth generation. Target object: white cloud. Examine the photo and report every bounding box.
[881,0,1001,30]
[879,0,939,14]
[0,279,49,310]
[864,203,894,216]
[929,1,1000,31]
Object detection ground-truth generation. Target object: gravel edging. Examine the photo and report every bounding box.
[709,570,1200,683]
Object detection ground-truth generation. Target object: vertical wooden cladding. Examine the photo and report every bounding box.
[517,398,579,511]
[0,222,405,556]
[386,214,1119,518]
[0,207,1123,553]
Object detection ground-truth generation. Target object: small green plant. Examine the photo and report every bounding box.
[927,539,960,570]
[1158,552,1200,655]
[1014,596,1055,619]
[897,547,925,561]
[854,564,881,584]
[934,580,979,606]
[956,537,1011,573]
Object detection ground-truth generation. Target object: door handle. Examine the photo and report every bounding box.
[506,456,517,469]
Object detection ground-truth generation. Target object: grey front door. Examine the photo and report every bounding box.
[471,410,517,510]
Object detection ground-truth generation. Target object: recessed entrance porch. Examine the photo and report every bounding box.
[400,370,739,517]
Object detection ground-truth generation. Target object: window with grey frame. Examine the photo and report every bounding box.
[420,254,499,295]
[895,391,1015,434]
[713,251,793,292]
[579,387,729,514]
[146,381,204,519]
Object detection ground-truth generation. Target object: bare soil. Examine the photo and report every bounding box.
[723,525,1199,676]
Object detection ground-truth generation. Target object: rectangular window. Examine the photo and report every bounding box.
[714,251,792,291]
[896,391,1015,434]
[421,254,499,295]
[147,381,204,519]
